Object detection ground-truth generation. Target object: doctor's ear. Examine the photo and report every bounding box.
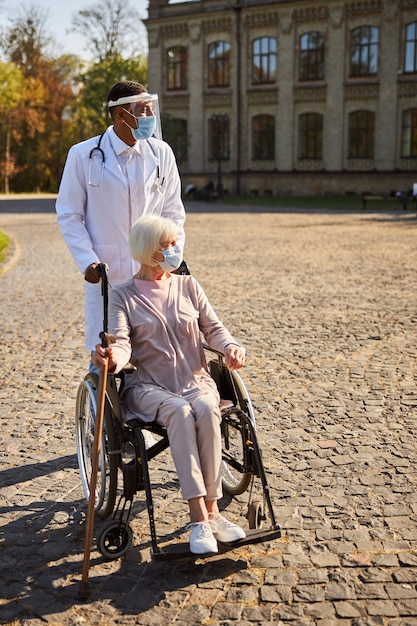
[115,107,125,120]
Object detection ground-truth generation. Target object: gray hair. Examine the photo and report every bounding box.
[129,215,179,266]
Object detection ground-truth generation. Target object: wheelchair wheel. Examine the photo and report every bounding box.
[98,521,133,560]
[221,411,252,495]
[248,500,263,529]
[75,373,118,518]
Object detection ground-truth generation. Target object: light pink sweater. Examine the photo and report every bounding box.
[108,274,244,422]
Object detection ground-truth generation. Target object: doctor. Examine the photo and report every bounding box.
[56,80,186,353]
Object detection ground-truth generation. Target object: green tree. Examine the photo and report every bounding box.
[75,54,148,137]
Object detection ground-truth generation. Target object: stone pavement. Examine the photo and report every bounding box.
[1,202,417,625]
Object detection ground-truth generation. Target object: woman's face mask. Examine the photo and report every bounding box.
[156,245,182,272]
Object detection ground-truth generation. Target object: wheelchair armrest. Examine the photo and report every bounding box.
[203,343,224,359]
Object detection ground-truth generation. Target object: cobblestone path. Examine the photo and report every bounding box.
[0,206,416,625]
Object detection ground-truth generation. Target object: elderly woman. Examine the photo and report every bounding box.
[93,215,246,554]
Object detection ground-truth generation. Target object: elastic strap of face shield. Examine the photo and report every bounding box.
[107,93,158,108]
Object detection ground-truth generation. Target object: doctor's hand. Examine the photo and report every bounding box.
[84,262,102,283]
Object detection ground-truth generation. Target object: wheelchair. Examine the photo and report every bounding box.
[75,264,280,562]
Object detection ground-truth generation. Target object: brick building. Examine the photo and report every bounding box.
[145,0,417,196]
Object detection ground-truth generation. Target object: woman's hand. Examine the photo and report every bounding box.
[92,344,117,372]
[224,345,245,371]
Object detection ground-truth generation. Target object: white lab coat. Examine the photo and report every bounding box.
[56,126,186,350]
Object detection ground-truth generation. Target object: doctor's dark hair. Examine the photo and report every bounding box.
[107,81,147,119]
[129,215,179,267]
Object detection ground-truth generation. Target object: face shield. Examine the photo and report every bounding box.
[108,92,162,140]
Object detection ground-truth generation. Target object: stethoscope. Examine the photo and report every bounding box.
[88,132,164,191]
[88,133,105,187]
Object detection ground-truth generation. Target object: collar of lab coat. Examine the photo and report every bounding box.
[109,126,141,156]
[105,126,160,188]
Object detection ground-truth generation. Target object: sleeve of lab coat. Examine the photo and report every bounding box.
[159,143,186,252]
[55,144,100,274]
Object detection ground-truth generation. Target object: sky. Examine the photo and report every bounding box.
[0,0,151,59]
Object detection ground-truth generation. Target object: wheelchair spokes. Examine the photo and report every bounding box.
[221,411,252,495]
[75,373,118,518]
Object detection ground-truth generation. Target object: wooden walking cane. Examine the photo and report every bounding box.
[78,331,115,599]
[79,263,114,599]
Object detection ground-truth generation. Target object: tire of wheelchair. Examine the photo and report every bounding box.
[218,367,254,496]
[75,373,119,519]
[221,411,252,496]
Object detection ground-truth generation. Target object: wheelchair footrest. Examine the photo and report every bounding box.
[150,526,281,561]
[217,526,281,549]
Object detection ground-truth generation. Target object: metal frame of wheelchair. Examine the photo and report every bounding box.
[75,346,280,561]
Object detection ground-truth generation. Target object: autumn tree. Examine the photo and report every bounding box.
[0,3,75,191]
[0,61,24,193]
[0,0,149,192]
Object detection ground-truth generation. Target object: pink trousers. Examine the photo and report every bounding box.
[155,391,223,501]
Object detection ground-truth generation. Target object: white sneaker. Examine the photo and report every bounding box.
[209,513,246,543]
[186,522,218,554]
[142,430,157,450]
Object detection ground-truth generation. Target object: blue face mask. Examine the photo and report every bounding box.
[157,245,182,272]
[129,115,156,141]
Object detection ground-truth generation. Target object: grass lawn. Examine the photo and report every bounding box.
[218,193,402,211]
[0,231,10,266]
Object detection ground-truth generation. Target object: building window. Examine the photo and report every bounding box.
[252,37,277,84]
[209,114,229,161]
[208,41,231,87]
[299,32,324,81]
[348,110,375,158]
[298,113,323,158]
[401,109,417,157]
[252,114,275,159]
[350,26,379,77]
[162,116,188,162]
[405,22,417,73]
[167,46,187,90]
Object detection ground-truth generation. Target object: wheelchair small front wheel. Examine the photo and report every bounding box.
[248,500,263,529]
[98,521,133,560]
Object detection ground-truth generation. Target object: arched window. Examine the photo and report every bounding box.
[252,37,276,84]
[252,115,275,160]
[167,46,187,90]
[348,110,375,158]
[208,41,231,87]
[299,32,324,81]
[350,26,379,77]
[298,113,323,158]
[401,109,417,157]
[405,22,417,73]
